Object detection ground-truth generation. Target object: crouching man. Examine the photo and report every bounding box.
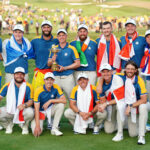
[31,72,66,137]
[0,67,34,134]
[64,73,103,134]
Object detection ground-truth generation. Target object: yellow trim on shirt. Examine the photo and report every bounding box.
[0,82,9,93]
[53,84,63,95]
[70,85,78,100]
[137,76,147,94]
[34,86,45,102]
[68,45,79,59]
[26,82,34,99]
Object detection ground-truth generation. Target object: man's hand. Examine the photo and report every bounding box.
[58,65,65,72]
[125,105,131,116]
[98,103,107,112]
[34,125,42,137]
[79,112,88,120]
[17,104,25,111]
[96,86,102,94]
[42,100,51,110]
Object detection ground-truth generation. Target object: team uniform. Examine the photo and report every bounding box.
[31,84,65,133]
[49,43,79,98]
[70,40,97,85]
[0,38,2,88]
[31,35,59,90]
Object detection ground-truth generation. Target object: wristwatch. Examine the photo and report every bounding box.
[128,104,133,107]
[24,103,28,108]
[77,110,81,114]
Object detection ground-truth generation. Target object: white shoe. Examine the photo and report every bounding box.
[0,125,3,130]
[22,127,29,135]
[138,136,145,145]
[112,133,123,142]
[88,122,94,129]
[93,126,99,135]
[5,124,13,134]
[51,128,63,136]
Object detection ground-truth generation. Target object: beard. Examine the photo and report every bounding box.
[15,78,24,84]
[42,31,51,37]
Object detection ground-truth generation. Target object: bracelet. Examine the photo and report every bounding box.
[24,103,28,108]
[77,110,81,114]
[128,104,133,107]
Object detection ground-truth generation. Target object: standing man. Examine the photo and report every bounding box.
[96,21,121,77]
[119,19,146,70]
[0,67,34,135]
[2,24,33,83]
[70,24,97,85]
[48,29,80,99]
[64,73,102,134]
[31,72,66,137]
[31,20,59,91]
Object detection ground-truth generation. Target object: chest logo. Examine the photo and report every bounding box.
[88,47,91,50]
[64,53,68,56]
[51,94,54,98]
[135,41,139,45]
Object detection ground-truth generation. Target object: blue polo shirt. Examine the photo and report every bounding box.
[0,82,33,106]
[34,84,63,111]
[100,75,115,99]
[31,35,59,69]
[96,38,121,70]
[120,36,146,69]
[70,39,97,71]
[117,73,147,100]
[70,85,99,106]
[49,43,79,76]
[0,38,2,88]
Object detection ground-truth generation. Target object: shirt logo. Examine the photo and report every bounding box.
[51,94,54,98]
[64,53,68,56]
[135,41,139,45]
[88,47,91,50]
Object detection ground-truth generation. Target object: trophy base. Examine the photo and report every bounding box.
[51,64,59,71]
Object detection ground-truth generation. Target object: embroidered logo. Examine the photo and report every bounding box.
[88,47,91,50]
[64,53,68,56]
[135,41,139,45]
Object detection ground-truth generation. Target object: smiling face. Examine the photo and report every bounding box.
[57,32,67,44]
[14,72,25,84]
[125,23,136,36]
[13,30,24,43]
[44,77,54,90]
[77,77,89,90]
[101,69,113,82]
[102,23,112,37]
[125,64,137,78]
[78,28,88,41]
[42,24,52,37]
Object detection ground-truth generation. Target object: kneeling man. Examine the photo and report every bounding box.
[31,72,66,137]
[0,67,34,134]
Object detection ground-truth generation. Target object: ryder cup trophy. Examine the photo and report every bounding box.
[50,46,60,71]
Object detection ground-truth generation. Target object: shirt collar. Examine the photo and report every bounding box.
[58,42,68,50]
[43,84,54,92]
[41,34,53,41]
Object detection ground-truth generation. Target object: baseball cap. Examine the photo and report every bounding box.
[44,72,55,80]
[78,24,88,31]
[77,73,88,81]
[145,30,150,37]
[100,63,112,72]
[13,24,24,32]
[125,19,136,26]
[14,67,25,74]
[57,29,67,35]
[41,20,52,27]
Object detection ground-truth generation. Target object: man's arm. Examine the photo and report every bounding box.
[17,100,34,111]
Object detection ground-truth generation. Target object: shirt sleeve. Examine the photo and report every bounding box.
[71,46,79,61]
[53,84,63,98]
[0,83,9,97]
[34,87,42,103]
[70,86,78,101]
[138,76,147,95]
[26,83,34,100]
[92,86,99,102]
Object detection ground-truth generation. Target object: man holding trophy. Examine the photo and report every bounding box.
[47,29,80,99]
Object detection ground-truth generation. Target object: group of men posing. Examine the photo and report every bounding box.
[0,18,150,145]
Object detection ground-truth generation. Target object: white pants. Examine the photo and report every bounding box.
[0,107,34,129]
[127,104,148,137]
[74,71,97,85]
[54,74,75,99]
[31,103,64,134]
[64,108,107,128]
[5,73,29,83]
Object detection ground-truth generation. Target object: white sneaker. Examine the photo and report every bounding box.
[5,124,13,134]
[51,128,63,136]
[22,127,29,135]
[0,125,3,130]
[112,133,123,142]
[88,122,94,129]
[138,136,145,145]
[93,126,99,135]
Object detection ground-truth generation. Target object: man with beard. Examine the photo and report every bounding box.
[2,24,33,83]
[0,67,34,135]
[70,24,97,85]
[119,19,146,71]
[96,21,121,78]
[31,20,59,91]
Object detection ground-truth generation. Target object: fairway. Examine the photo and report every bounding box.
[0,0,150,150]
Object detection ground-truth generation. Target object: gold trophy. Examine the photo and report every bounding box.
[50,45,60,71]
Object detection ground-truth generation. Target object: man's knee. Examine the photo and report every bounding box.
[23,107,34,120]
[96,111,107,120]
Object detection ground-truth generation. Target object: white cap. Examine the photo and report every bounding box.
[44,72,55,80]
[41,20,52,27]
[125,19,136,26]
[100,63,112,72]
[145,30,150,37]
[13,24,24,32]
[57,29,67,35]
[77,73,88,81]
[78,24,88,31]
[14,67,25,74]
